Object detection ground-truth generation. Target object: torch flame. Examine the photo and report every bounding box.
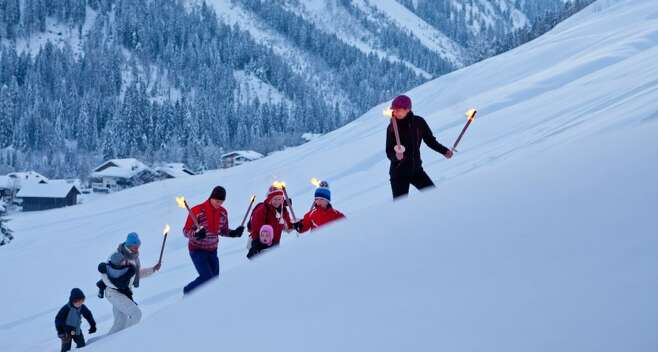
[163,224,170,235]
[175,196,186,209]
[272,181,287,189]
[465,108,477,121]
[383,109,393,118]
[310,178,321,188]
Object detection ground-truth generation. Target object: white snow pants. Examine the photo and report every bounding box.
[105,288,142,334]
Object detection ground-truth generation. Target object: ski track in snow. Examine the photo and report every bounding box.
[1,0,658,351]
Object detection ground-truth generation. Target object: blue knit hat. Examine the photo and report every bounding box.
[125,232,141,247]
[314,181,331,202]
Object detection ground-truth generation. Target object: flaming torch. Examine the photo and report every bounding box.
[240,195,257,228]
[176,196,200,228]
[384,109,406,156]
[157,224,170,266]
[273,181,297,222]
[451,108,478,152]
[309,178,321,211]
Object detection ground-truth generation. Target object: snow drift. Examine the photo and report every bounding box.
[1,0,657,351]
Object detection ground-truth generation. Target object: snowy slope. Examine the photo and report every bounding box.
[1,0,658,351]
[356,0,466,66]
[288,0,436,78]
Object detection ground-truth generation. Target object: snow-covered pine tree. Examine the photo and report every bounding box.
[0,202,13,246]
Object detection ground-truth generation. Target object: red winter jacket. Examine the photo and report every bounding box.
[298,206,345,233]
[183,200,229,252]
[249,195,293,245]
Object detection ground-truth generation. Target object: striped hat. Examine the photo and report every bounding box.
[266,186,285,202]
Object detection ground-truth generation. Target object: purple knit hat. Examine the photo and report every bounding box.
[390,95,412,110]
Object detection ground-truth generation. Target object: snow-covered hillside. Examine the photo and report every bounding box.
[1,0,658,351]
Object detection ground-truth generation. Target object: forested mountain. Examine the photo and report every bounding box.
[0,0,593,178]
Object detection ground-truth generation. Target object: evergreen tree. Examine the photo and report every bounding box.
[0,203,13,246]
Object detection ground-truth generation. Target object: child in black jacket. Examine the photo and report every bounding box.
[54,288,96,351]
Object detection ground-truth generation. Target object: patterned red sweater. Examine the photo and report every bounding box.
[183,200,229,251]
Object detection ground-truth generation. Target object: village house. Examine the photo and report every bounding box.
[16,180,81,211]
[89,158,157,192]
[0,171,49,201]
[154,163,197,179]
[221,151,264,168]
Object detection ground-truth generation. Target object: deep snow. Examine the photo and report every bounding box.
[1,0,658,351]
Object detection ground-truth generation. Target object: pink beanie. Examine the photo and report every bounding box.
[259,225,274,246]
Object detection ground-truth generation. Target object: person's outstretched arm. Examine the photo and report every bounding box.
[420,118,451,156]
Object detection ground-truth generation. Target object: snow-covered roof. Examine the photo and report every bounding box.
[155,163,196,178]
[90,158,152,179]
[0,176,10,190]
[221,150,264,160]
[16,180,80,199]
[1,171,49,189]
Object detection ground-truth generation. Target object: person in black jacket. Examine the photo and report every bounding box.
[54,288,96,351]
[386,95,453,199]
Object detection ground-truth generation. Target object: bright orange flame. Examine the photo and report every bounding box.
[175,196,186,209]
[465,109,477,121]
[383,109,393,118]
[272,181,287,189]
[163,224,170,235]
[310,178,321,188]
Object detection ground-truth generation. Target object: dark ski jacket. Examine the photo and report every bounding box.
[246,238,274,259]
[54,303,95,336]
[386,112,450,179]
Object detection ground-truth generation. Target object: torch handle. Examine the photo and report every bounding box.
[391,117,402,148]
[451,119,472,151]
[184,201,201,228]
[240,198,256,228]
[282,187,297,221]
[157,232,168,266]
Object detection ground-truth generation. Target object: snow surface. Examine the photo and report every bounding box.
[357,0,466,66]
[4,6,98,57]
[15,180,79,199]
[90,159,152,179]
[290,0,434,78]
[221,150,264,160]
[233,70,289,105]
[154,164,196,179]
[0,171,48,190]
[1,0,658,351]
[203,0,353,109]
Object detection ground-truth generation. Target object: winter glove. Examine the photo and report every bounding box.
[88,325,97,334]
[194,226,207,240]
[228,226,245,238]
[293,221,304,232]
[443,149,454,159]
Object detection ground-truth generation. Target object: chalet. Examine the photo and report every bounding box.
[89,158,156,192]
[0,171,49,200]
[0,176,11,198]
[16,180,80,211]
[221,151,264,168]
[155,163,197,179]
